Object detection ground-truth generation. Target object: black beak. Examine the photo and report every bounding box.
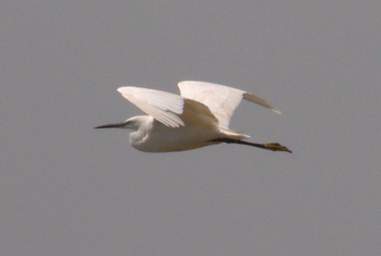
[94,122,127,129]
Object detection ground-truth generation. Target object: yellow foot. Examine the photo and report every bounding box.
[264,143,292,153]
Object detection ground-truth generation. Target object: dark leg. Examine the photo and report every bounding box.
[211,138,292,153]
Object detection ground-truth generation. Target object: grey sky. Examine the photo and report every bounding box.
[1,0,380,255]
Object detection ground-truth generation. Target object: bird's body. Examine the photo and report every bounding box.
[129,116,217,152]
[96,81,291,153]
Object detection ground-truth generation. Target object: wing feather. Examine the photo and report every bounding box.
[178,81,280,128]
[243,92,282,114]
[117,87,185,128]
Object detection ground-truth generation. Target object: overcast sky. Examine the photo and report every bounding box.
[1,0,380,255]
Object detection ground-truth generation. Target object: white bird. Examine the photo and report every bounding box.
[95,81,291,153]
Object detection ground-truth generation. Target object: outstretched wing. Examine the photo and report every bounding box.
[117,87,185,128]
[177,81,281,128]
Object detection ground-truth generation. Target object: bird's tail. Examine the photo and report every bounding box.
[219,128,251,140]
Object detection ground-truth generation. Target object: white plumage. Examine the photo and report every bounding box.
[117,86,184,127]
[178,81,281,128]
[95,81,291,153]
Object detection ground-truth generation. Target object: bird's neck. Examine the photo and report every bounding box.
[129,116,153,146]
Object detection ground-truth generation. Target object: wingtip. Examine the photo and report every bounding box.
[116,87,125,94]
[272,109,282,115]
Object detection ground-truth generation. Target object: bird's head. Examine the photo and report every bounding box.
[94,115,148,131]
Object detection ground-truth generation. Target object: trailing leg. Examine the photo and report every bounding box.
[211,138,292,153]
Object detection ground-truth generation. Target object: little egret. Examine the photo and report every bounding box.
[95,81,291,153]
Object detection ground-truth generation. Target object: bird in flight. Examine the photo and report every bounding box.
[95,81,291,153]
